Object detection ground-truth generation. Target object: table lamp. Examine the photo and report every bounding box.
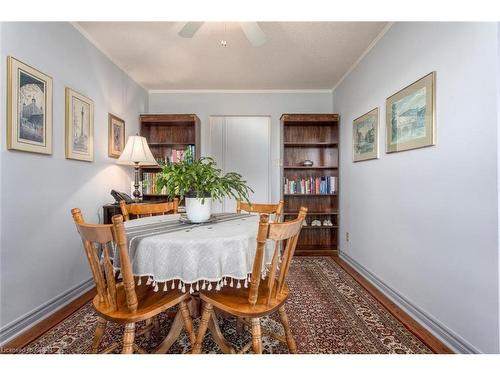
[117,135,159,202]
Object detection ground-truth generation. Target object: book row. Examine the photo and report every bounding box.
[283,176,337,195]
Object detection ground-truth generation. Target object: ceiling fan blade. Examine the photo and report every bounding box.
[240,22,267,47]
[178,22,204,38]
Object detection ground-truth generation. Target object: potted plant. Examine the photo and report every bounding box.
[156,152,253,222]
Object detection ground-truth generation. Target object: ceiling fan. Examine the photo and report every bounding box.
[178,22,267,47]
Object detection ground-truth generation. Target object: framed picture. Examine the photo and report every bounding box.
[65,88,94,162]
[386,72,436,153]
[6,56,53,154]
[353,107,379,162]
[108,113,125,158]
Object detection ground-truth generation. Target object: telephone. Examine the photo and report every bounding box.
[110,190,134,204]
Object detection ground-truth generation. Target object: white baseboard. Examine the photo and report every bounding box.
[339,250,480,354]
[0,278,94,346]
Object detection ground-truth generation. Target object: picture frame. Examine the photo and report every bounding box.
[108,113,125,158]
[65,88,94,162]
[6,56,53,155]
[352,107,379,162]
[386,72,436,153]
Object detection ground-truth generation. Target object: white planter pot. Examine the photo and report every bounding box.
[185,197,212,223]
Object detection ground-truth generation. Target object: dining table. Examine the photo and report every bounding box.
[118,212,276,353]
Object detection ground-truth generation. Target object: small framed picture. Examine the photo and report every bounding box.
[65,88,94,162]
[352,108,379,162]
[386,72,436,153]
[108,113,125,158]
[6,56,53,155]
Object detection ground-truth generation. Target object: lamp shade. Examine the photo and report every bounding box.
[117,135,159,166]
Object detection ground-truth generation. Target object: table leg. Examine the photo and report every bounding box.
[154,310,184,354]
[208,310,236,354]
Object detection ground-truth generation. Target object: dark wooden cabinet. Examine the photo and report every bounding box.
[281,114,340,256]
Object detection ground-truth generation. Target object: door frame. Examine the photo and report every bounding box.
[208,115,272,211]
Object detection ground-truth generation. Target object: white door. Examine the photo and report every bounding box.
[209,116,271,213]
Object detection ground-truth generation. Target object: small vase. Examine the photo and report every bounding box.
[185,197,212,223]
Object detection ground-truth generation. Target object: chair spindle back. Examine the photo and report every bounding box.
[71,208,138,313]
[120,198,179,221]
[248,207,307,305]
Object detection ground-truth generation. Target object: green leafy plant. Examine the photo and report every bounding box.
[156,151,253,203]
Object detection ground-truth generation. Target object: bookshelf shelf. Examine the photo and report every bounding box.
[283,193,336,196]
[284,211,338,216]
[140,114,200,201]
[283,166,338,169]
[302,226,339,230]
[284,142,338,147]
[281,113,340,256]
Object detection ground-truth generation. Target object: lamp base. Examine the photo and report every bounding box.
[133,163,141,203]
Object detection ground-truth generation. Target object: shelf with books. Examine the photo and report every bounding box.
[281,113,340,256]
[140,114,200,200]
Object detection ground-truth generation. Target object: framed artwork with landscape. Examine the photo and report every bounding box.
[386,72,436,153]
[352,107,379,162]
[65,88,94,162]
[6,56,53,155]
[108,114,125,158]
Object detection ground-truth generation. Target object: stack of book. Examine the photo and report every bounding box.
[142,172,167,195]
[283,176,337,195]
[170,145,195,164]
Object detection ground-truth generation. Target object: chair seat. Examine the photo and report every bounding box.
[200,281,289,318]
[94,282,189,324]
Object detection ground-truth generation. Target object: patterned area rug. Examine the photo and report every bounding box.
[21,257,432,354]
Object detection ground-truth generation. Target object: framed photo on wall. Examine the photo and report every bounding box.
[6,56,53,155]
[108,113,125,158]
[386,72,436,153]
[65,87,94,162]
[352,107,379,162]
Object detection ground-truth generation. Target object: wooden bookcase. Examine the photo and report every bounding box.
[139,114,201,201]
[281,114,340,256]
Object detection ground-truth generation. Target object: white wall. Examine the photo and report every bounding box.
[0,22,148,336]
[333,22,499,353]
[148,91,333,203]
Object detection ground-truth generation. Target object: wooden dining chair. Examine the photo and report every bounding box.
[71,208,195,354]
[236,199,284,223]
[192,207,307,354]
[119,198,179,221]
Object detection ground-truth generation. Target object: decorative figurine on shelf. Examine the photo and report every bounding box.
[303,159,314,167]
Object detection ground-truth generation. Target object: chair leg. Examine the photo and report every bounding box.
[122,323,136,354]
[278,306,297,354]
[250,318,262,354]
[179,300,196,346]
[192,303,213,354]
[92,316,107,353]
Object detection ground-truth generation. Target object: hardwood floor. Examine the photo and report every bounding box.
[3,256,451,353]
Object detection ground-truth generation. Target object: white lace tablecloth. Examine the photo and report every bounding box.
[121,213,275,293]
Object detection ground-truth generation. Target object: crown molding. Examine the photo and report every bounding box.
[332,22,394,92]
[70,22,148,92]
[149,89,333,94]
